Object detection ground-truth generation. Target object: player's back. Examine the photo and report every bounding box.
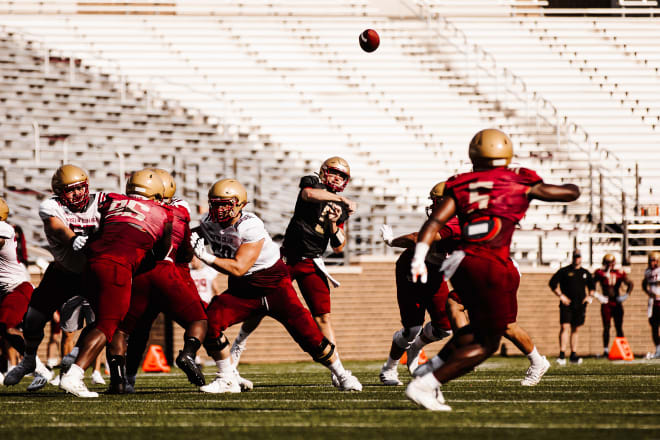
[445,166,542,261]
[0,221,29,292]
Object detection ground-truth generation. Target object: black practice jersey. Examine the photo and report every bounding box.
[282,175,349,259]
[549,265,595,302]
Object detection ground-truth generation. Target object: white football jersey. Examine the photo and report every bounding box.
[0,221,29,293]
[39,193,105,273]
[190,265,219,304]
[198,211,280,276]
[645,267,660,297]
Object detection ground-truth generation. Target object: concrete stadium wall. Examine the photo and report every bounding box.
[37,261,655,365]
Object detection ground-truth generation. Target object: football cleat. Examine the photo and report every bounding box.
[521,356,550,386]
[379,365,402,386]
[91,370,106,385]
[125,375,136,394]
[27,374,48,392]
[405,376,451,411]
[176,351,206,386]
[555,357,567,366]
[3,356,36,386]
[49,375,61,387]
[234,368,253,392]
[569,356,583,365]
[0,371,3,384]
[407,347,423,376]
[330,372,340,388]
[336,371,362,392]
[199,372,241,394]
[230,341,247,368]
[34,357,54,381]
[60,367,99,398]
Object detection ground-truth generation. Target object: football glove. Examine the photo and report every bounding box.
[594,293,609,304]
[616,294,629,303]
[72,235,88,251]
[191,232,216,265]
[380,224,393,246]
[410,242,429,284]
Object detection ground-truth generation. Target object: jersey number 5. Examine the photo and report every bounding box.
[467,181,493,213]
[105,199,150,222]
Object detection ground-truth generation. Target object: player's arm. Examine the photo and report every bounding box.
[208,239,265,277]
[328,204,346,253]
[411,196,457,282]
[623,274,634,295]
[301,188,356,214]
[528,183,580,202]
[43,216,76,246]
[549,269,571,305]
[642,278,651,297]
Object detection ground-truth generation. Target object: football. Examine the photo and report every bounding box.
[359,29,379,53]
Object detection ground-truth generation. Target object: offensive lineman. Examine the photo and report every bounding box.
[191,179,362,393]
[642,251,660,359]
[407,128,580,410]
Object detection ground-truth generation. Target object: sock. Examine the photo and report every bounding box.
[419,371,441,388]
[67,347,80,359]
[384,356,399,370]
[559,351,565,359]
[234,327,251,347]
[429,355,445,371]
[328,358,347,378]
[216,357,232,374]
[47,357,58,368]
[527,347,543,366]
[570,351,577,359]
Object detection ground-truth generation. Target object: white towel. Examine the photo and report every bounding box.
[312,257,341,288]
[439,250,466,282]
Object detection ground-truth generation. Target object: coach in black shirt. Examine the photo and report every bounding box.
[549,250,596,365]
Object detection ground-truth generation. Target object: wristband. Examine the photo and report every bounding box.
[330,228,345,248]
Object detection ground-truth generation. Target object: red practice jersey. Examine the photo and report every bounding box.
[594,269,629,299]
[444,167,542,261]
[89,193,173,266]
[168,198,192,263]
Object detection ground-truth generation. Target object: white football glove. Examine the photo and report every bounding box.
[380,224,393,246]
[410,242,430,284]
[72,235,88,251]
[594,293,609,304]
[616,294,629,303]
[190,232,216,265]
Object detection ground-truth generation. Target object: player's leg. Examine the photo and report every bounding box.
[568,305,586,364]
[613,303,624,338]
[504,322,550,386]
[649,308,660,359]
[124,305,160,392]
[601,304,612,356]
[0,282,33,355]
[230,313,264,367]
[46,313,61,369]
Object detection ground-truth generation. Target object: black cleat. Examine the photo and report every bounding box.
[106,379,126,395]
[176,351,206,386]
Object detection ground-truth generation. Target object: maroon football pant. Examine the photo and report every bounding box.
[395,253,451,330]
[601,301,624,337]
[287,258,331,316]
[206,259,324,354]
[120,261,207,334]
[0,282,33,329]
[450,253,520,334]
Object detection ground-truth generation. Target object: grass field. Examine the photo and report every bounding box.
[0,357,658,440]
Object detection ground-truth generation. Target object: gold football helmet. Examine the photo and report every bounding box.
[602,254,616,266]
[51,164,90,211]
[150,168,176,203]
[468,128,513,169]
[319,156,351,192]
[0,198,8,222]
[426,181,446,217]
[649,251,660,265]
[125,169,165,200]
[208,179,248,222]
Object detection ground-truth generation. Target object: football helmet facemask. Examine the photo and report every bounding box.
[125,169,165,200]
[0,198,8,222]
[319,156,350,193]
[51,164,90,212]
[469,128,513,169]
[208,179,248,223]
[426,181,446,217]
[150,168,176,203]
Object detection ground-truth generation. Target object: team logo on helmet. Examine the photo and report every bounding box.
[51,164,90,212]
[319,157,351,193]
[468,129,513,169]
[208,179,248,223]
[126,169,165,200]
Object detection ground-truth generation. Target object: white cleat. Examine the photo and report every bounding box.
[645,352,660,360]
[34,357,54,382]
[199,372,241,394]
[49,375,61,387]
[59,368,99,398]
[91,370,106,385]
[407,348,422,376]
[405,376,451,411]
[555,358,567,366]
[379,365,402,386]
[330,372,340,388]
[27,374,48,392]
[234,368,253,392]
[0,371,4,384]
[230,341,246,368]
[521,356,551,386]
[3,356,35,386]
[336,371,362,391]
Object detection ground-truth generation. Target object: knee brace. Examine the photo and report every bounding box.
[311,338,335,366]
[203,333,230,353]
[423,322,452,342]
[393,325,422,350]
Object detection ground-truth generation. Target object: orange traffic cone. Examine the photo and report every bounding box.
[142,344,171,372]
[608,337,634,361]
[399,349,428,365]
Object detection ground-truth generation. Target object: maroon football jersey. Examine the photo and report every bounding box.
[444,167,542,260]
[167,198,191,260]
[594,269,629,299]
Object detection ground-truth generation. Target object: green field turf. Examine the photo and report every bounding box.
[0,357,658,440]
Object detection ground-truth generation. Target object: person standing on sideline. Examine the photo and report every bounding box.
[549,250,595,365]
[642,251,660,359]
